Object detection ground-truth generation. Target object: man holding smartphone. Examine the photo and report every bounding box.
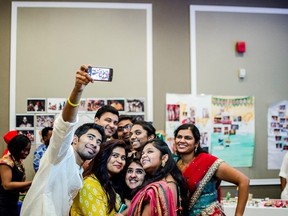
[21,65,106,216]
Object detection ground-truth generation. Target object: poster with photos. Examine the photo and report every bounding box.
[166,94,255,167]
[27,98,46,112]
[47,98,66,113]
[268,100,288,169]
[16,114,34,128]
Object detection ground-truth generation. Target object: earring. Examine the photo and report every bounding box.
[194,145,198,153]
[161,161,166,167]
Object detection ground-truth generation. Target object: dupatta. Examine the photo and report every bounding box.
[182,153,224,215]
[128,180,177,216]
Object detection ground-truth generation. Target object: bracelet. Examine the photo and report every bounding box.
[67,98,79,107]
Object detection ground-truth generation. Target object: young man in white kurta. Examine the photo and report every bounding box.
[20,65,104,216]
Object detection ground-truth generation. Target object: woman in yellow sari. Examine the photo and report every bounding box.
[71,140,127,216]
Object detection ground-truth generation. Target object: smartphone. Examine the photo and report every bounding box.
[88,66,113,82]
[118,203,127,213]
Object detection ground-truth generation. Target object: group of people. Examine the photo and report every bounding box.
[0,65,250,216]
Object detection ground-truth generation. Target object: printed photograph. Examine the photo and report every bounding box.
[47,98,66,113]
[86,98,105,112]
[36,114,55,128]
[16,114,34,128]
[18,129,35,142]
[27,98,46,112]
[126,98,145,112]
[107,99,125,111]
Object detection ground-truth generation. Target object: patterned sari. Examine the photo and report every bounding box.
[128,180,177,216]
[182,153,225,216]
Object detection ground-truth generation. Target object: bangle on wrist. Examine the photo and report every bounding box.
[67,98,79,107]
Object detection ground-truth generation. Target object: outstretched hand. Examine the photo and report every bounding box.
[75,65,94,91]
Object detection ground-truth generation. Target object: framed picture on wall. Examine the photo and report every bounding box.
[47,98,66,113]
[18,129,35,142]
[107,98,125,112]
[126,98,145,113]
[35,114,55,128]
[86,98,105,112]
[27,98,46,113]
[16,114,34,128]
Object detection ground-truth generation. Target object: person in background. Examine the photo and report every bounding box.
[94,105,119,140]
[33,127,53,172]
[279,151,288,199]
[129,120,156,159]
[128,138,189,216]
[20,65,106,216]
[70,139,127,216]
[174,123,250,216]
[0,132,32,216]
[2,130,18,156]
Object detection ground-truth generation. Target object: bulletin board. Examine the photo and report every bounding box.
[10,2,153,129]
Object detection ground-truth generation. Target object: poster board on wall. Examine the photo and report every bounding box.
[166,93,255,167]
[10,2,153,129]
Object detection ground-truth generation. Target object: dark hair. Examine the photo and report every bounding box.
[174,123,206,156]
[133,120,156,138]
[74,123,106,142]
[122,157,143,199]
[94,105,119,119]
[8,135,31,159]
[118,115,135,123]
[85,139,127,213]
[136,138,189,215]
[41,127,53,138]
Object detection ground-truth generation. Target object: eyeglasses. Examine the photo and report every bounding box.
[117,124,133,132]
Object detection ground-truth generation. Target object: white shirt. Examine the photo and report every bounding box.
[279,152,288,199]
[21,114,83,216]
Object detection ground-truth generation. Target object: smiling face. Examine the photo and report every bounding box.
[19,142,31,160]
[94,112,119,138]
[117,119,133,142]
[174,129,197,155]
[141,143,165,174]
[125,161,145,189]
[73,129,102,161]
[107,147,126,177]
[129,125,149,151]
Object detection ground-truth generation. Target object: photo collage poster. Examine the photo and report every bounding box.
[267,100,288,169]
[16,97,145,147]
[166,94,255,167]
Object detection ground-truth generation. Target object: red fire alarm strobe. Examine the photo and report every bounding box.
[236,41,246,53]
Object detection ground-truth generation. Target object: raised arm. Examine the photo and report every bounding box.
[62,65,93,122]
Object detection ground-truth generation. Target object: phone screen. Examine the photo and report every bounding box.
[118,203,127,213]
[88,67,113,82]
